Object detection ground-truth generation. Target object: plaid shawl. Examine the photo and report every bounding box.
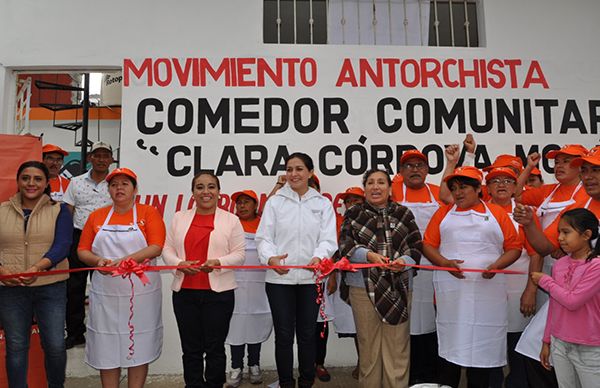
[339,201,422,325]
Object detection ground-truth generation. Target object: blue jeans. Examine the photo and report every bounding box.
[0,281,67,388]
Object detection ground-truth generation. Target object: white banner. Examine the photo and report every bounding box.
[120,51,600,221]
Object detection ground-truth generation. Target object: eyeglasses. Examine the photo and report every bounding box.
[488,178,516,185]
[43,156,64,164]
[403,162,427,170]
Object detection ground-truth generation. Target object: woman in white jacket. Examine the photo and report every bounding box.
[256,152,338,388]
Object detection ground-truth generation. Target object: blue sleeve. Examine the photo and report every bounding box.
[44,203,74,267]
[349,247,369,263]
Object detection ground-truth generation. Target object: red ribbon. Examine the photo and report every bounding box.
[110,258,152,359]
[0,257,527,353]
[0,258,527,282]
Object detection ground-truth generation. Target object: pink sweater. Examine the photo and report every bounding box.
[540,256,600,345]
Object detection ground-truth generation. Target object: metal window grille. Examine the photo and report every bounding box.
[263,0,479,47]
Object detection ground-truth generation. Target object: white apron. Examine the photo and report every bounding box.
[226,232,273,345]
[506,199,533,332]
[516,197,592,362]
[85,206,163,369]
[50,177,65,202]
[435,203,508,367]
[329,272,356,334]
[401,183,439,335]
[515,301,550,362]
[535,182,582,289]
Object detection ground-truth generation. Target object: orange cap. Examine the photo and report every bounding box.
[444,166,483,183]
[400,149,427,165]
[485,167,518,183]
[531,167,542,176]
[339,187,365,200]
[546,144,588,159]
[106,167,137,183]
[571,146,600,167]
[231,190,259,203]
[42,144,68,156]
[482,154,523,172]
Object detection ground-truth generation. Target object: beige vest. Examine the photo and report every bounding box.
[0,194,69,286]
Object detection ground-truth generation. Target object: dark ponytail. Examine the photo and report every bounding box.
[560,208,600,262]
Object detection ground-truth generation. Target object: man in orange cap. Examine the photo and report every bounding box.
[42,144,70,202]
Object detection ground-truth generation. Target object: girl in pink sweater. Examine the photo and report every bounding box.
[531,208,600,388]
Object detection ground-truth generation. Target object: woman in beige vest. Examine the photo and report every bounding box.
[0,160,73,388]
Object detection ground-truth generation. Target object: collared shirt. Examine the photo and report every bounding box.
[62,170,112,229]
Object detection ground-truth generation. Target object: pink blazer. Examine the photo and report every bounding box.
[162,207,245,292]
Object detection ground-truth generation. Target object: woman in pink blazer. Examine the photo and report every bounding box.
[163,172,245,388]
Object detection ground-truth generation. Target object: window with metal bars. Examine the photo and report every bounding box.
[263,0,479,47]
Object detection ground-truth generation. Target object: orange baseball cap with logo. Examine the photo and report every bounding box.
[339,187,365,200]
[546,144,588,159]
[571,146,600,167]
[531,167,542,176]
[400,149,427,165]
[106,167,137,183]
[444,166,484,183]
[482,154,524,172]
[231,190,259,203]
[42,144,69,156]
[485,167,518,183]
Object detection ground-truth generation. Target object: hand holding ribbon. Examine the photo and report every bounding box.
[111,258,150,285]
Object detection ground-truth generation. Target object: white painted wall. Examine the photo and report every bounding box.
[1,0,600,378]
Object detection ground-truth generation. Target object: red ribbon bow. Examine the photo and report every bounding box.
[315,257,357,279]
[111,258,150,285]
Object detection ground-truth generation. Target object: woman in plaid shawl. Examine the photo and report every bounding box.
[339,168,422,388]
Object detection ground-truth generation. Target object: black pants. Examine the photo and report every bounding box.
[65,228,89,338]
[315,321,328,365]
[439,358,492,388]
[489,332,529,388]
[173,289,235,388]
[410,332,441,385]
[266,283,319,388]
[230,343,261,369]
[524,355,559,388]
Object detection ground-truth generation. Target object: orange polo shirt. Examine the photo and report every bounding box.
[78,203,166,250]
[489,201,538,256]
[49,176,70,194]
[520,183,589,207]
[240,216,260,234]
[544,197,600,249]
[423,202,522,251]
[391,175,441,203]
